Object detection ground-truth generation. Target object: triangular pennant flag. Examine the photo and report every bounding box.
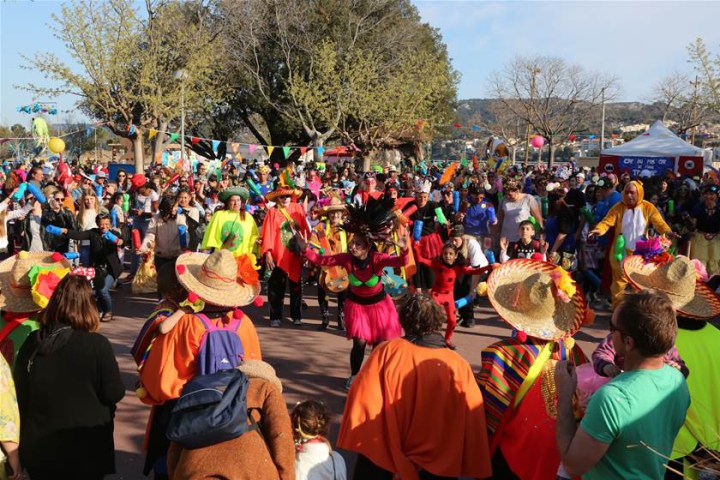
[212,140,220,152]
[249,144,257,155]
[148,128,158,139]
[460,157,468,167]
[266,146,275,157]
[300,147,308,156]
[236,153,243,162]
[282,146,291,159]
[169,133,179,143]
[231,142,240,153]
[85,127,92,137]
[191,136,201,144]
[316,146,324,158]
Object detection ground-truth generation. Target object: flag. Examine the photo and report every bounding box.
[249,144,257,155]
[316,146,324,158]
[85,127,92,137]
[169,133,179,143]
[191,137,201,144]
[472,125,481,132]
[266,146,275,157]
[231,142,240,153]
[282,146,291,159]
[300,147,308,156]
[212,140,220,152]
[148,128,158,139]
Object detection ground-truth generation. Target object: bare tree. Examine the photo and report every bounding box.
[650,71,709,137]
[488,55,619,166]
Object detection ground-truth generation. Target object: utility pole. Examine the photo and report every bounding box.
[690,75,699,145]
[600,87,606,155]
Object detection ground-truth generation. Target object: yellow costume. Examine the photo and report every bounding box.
[201,210,258,258]
[594,181,671,305]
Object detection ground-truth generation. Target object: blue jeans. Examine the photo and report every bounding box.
[95,273,114,314]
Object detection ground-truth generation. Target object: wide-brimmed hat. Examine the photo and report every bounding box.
[0,252,72,313]
[219,186,249,203]
[487,259,591,340]
[320,197,347,216]
[265,185,302,202]
[623,255,720,319]
[175,250,260,308]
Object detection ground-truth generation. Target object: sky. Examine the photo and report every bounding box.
[2,0,720,128]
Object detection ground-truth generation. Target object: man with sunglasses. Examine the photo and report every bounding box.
[41,189,78,254]
[555,290,689,479]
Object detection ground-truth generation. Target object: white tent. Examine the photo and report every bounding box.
[601,120,705,159]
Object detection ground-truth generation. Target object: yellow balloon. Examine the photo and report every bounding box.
[48,137,65,154]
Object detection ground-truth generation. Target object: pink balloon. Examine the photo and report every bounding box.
[531,135,545,148]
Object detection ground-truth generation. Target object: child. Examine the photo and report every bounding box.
[592,332,688,378]
[292,400,347,480]
[499,219,547,263]
[413,240,492,349]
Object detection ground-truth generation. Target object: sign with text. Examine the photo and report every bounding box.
[617,156,675,177]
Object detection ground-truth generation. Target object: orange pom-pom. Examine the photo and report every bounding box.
[253,296,264,307]
[51,252,64,263]
[176,264,186,275]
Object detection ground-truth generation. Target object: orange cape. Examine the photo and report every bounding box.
[337,338,492,479]
[260,203,309,282]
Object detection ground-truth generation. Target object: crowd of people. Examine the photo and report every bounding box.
[0,151,718,479]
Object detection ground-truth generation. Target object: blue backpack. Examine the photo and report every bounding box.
[167,368,256,448]
[195,313,245,376]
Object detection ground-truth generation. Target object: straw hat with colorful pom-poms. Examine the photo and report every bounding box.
[0,251,72,313]
[266,165,302,201]
[486,258,593,341]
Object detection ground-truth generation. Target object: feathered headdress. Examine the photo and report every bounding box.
[342,197,396,242]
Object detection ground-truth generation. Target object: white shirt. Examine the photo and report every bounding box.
[295,442,347,480]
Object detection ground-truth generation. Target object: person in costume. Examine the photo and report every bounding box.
[413,239,492,349]
[0,252,72,367]
[136,250,262,479]
[201,186,258,258]
[308,197,348,331]
[300,197,408,390]
[622,254,720,479]
[409,180,444,293]
[589,180,673,307]
[689,183,720,275]
[337,293,492,480]
[0,354,21,479]
[261,177,310,327]
[255,165,275,198]
[449,225,489,328]
[477,258,591,480]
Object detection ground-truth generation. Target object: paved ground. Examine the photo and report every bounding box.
[103,283,612,479]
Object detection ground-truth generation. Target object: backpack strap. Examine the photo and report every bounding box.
[194,313,212,329]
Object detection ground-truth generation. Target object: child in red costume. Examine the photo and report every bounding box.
[413,241,492,348]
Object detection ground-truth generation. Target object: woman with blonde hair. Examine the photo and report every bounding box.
[13,275,124,480]
[77,190,107,266]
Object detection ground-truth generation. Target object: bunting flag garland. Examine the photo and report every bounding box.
[231,142,240,153]
[282,146,291,159]
[212,140,220,152]
[148,128,158,139]
[300,147,308,156]
[249,144,257,155]
[472,125,481,132]
[266,145,275,157]
[191,136,201,144]
[316,146,324,158]
[169,133,179,143]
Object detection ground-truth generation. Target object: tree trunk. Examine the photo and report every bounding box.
[548,142,556,168]
[151,120,168,166]
[133,134,145,172]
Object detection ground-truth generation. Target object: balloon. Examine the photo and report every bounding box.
[48,137,65,154]
[412,220,424,242]
[569,134,577,142]
[27,183,47,204]
[531,135,545,148]
[103,231,120,244]
[614,233,626,262]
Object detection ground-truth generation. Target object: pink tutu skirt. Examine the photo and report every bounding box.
[344,294,402,345]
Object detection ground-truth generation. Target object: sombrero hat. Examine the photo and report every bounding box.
[0,252,72,313]
[487,259,592,340]
[219,186,249,203]
[319,197,347,216]
[265,185,302,202]
[175,250,259,308]
[623,255,720,319]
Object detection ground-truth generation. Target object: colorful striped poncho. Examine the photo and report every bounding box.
[477,337,588,434]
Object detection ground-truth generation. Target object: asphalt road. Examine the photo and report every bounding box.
[102,282,611,479]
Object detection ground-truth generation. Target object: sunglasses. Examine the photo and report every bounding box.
[118,174,126,178]
[54,196,65,201]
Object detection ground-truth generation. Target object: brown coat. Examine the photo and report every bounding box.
[167,362,295,480]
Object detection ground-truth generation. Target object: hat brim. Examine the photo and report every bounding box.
[0,252,72,313]
[487,259,588,340]
[319,205,347,216]
[175,252,259,308]
[219,187,250,203]
[623,255,720,319]
[266,188,302,201]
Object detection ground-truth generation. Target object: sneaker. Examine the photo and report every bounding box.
[318,318,329,331]
[270,319,282,328]
[344,375,355,391]
[293,318,303,327]
[100,312,113,323]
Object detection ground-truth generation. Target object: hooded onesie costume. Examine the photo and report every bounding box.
[593,180,671,305]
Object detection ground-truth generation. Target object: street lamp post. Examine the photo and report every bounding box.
[174,70,187,161]
[600,87,606,154]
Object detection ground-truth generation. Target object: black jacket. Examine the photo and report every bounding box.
[40,207,78,253]
[67,228,123,279]
[14,327,125,476]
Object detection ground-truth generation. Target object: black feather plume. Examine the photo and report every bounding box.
[342,197,396,242]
